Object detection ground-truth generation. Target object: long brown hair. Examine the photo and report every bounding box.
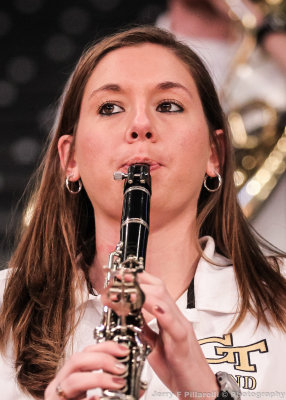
[0,26,286,399]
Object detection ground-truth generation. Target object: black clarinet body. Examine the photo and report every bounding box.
[120,164,151,261]
[95,164,152,400]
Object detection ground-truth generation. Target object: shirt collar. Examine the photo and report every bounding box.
[194,236,239,314]
[75,276,101,312]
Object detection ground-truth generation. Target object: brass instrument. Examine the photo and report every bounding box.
[222,0,286,219]
[95,164,152,400]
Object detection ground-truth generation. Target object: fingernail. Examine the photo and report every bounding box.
[154,305,165,314]
[112,376,126,386]
[115,362,126,370]
[118,343,129,351]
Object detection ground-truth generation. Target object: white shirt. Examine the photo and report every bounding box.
[1,237,286,399]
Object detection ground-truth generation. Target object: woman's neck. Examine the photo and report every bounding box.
[90,212,200,301]
[145,215,200,299]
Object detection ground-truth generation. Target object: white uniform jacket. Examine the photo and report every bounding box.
[0,236,286,399]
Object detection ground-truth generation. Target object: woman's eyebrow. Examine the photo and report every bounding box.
[156,81,193,98]
[89,81,193,99]
[89,84,123,99]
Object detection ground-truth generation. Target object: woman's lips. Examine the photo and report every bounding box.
[149,163,161,171]
[119,161,161,173]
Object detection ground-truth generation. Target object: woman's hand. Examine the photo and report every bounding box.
[44,341,129,400]
[138,271,219,399]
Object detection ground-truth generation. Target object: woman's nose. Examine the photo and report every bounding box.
[129,131,153,140]
[125,108,156,143]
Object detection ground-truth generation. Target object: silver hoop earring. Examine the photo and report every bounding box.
[203,172,222,192]
[65,176,82,194]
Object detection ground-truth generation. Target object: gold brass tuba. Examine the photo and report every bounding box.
[222,0,286,219]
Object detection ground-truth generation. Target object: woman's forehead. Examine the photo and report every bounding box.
[84,43,197,95]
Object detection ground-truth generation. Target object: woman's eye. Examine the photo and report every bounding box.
[99,103,124,115]
[157,101,183,113]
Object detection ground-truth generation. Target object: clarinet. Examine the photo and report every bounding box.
[95,163,152,400]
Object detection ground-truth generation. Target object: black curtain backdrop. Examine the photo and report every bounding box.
[0,0,166,267]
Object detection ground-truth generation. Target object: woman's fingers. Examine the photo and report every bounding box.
[68,351,127,374]
[56,342,129,380]
[56,371,126,400]
[152,304,192,343]
[82,341,129,356]
[44,342,130,400]
[138,272,192,342]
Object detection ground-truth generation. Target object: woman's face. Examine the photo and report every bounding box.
[59,43,219,226]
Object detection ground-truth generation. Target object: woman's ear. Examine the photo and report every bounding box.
[58,135,80,181]
[206,129,225,177]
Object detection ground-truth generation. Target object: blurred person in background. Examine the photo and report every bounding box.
[157,0,286,250]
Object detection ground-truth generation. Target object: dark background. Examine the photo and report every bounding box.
[0,0,167,268]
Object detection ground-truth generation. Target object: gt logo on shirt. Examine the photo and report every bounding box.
[199,333,268,372]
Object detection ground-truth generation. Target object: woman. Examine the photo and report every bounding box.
[0,26,286,400]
